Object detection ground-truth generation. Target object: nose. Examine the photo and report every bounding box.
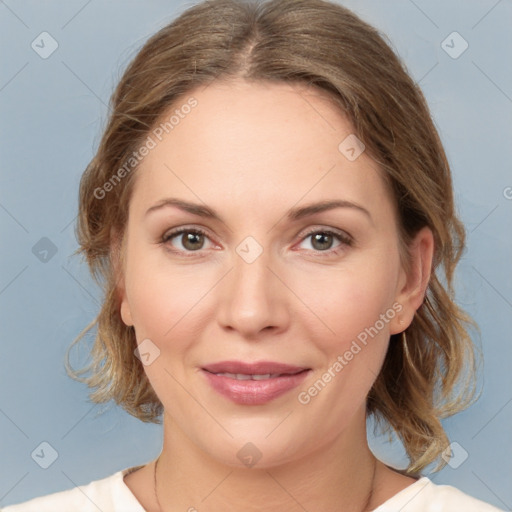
[215,244,290,339]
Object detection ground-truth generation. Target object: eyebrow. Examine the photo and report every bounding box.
[145,197,373,224]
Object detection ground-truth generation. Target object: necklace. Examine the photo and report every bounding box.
[154,455,162,512]
[154,453,377,512]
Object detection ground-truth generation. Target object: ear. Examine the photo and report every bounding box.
[389,226,434,335]
[120,293,134,327]
[111,227,134,327]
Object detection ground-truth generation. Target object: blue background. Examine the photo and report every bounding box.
[1,0,511,508]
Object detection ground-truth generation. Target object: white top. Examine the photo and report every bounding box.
[1,465,504,512]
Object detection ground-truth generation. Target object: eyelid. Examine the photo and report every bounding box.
[162,225,212,242]
[298,225,353,243]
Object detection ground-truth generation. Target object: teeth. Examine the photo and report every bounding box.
[251,374,272,380]
[215,372,278,380]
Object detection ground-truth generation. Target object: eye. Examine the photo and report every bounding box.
[160,226,353,257]
[161,227,216,253]
[297,228,353,255]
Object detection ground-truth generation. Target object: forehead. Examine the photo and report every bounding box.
[129,79,391,220]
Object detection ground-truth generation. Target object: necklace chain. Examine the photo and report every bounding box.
[154,454,376,512]
[154,455,162,512]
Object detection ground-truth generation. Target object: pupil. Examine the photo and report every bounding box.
[312,233,332,251]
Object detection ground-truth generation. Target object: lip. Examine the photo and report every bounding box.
[201,360,310,405]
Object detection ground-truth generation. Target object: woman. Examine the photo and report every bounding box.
[3,0,504,510]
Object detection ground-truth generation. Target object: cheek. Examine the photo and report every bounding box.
[298,252,399,345]
[124,245,216,346]
[124,256,211,401]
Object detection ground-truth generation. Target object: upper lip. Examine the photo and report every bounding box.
[202,360,308,375]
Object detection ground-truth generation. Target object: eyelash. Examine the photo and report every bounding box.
[160,226,354,258]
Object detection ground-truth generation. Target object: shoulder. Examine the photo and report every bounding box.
[375,477,505,512]
[1,466,145,512]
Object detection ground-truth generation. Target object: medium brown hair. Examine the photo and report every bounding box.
[66,0,478,473]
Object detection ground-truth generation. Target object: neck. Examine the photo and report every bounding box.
[155,410,379,512]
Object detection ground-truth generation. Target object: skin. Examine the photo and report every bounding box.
[118,79,434,511]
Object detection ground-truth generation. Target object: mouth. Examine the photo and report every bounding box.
[201,360,311,405]
[207,372,294,380]
[202,360,308,375]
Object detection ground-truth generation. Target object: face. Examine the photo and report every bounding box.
[118,79,432,468]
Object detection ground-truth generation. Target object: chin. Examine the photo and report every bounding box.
[206,442,301,470]
[190,421,318,471]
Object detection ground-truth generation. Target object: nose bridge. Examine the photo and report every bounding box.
[216,237,288,335]
[231,239,274,309]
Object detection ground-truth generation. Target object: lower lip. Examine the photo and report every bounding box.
[202,370,310,405]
